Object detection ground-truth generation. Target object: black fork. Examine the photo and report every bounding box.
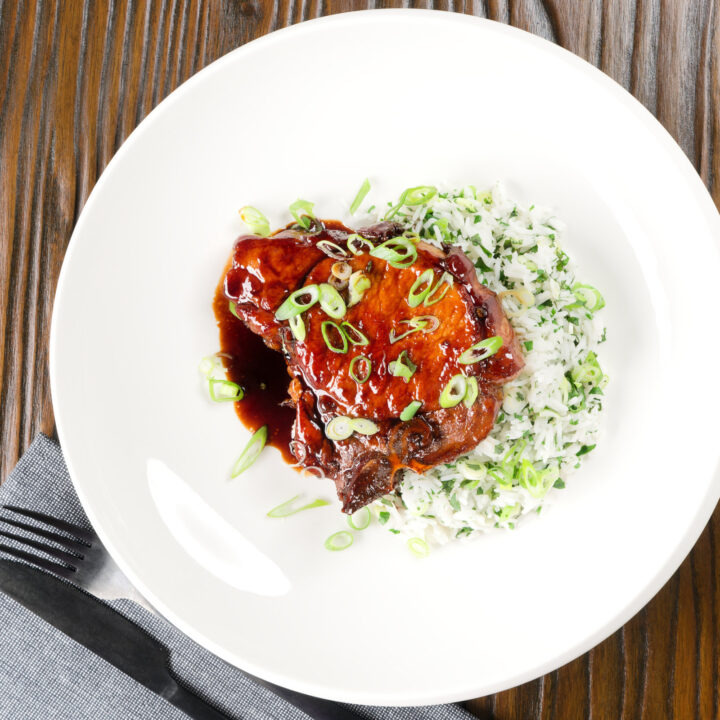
[0,504,153,609]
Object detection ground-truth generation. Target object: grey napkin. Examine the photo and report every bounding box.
[0,435,475,720]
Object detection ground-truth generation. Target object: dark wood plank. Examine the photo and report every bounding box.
[0,2,718,718]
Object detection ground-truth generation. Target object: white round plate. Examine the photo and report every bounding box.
[51,10,720,706]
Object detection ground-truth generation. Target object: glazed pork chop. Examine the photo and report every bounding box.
[222,219,524,512]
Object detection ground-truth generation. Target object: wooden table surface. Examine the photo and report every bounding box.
[1,1,718,718]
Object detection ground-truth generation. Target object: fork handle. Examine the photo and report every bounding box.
[164,680,232,720]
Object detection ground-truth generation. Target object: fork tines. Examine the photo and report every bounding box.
[0,505,94,579]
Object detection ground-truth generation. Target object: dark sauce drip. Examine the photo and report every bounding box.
[213,286,296,463]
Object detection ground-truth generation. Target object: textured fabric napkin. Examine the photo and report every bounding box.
[0,435,475,720]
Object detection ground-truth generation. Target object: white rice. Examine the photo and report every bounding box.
[369,183,607,545]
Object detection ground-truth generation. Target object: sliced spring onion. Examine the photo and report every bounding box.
[423,272,453,307]
[463,376,478,407]
[228,302,242,320]
[571,351,603,384]
[458,336,503,365]
[370,236,418,269]
[389,315,440,343]
[488,464,514,490]
[440,374,467,408]
[496,503,521,521]
[349,355,372,384]
[404,185,437,206]
[316,240,348,259]
[389,350,417,383]
[331,261,352,281]
[230,426,267,477]
[275,285,320,320]
[326,416,353,440]
[458,460,487,482]
[341,321,369,346]
[288,314,306,341]
[572,283,605,312]
[385,186,438,219]
[328,275,348,291]
[289,198,315,229]
[400,400,422,421]
[208,378,244,402]
[349,418,379,435]
[346,506,371,530]
[266,495,330,518]
[501,439,527,481]
[347,234,374,255]
[349,178,371,215]
[519,460,556,499]
[407,537,430,558]
[199,355,221,378]
[318,283,347,319]
[407,269,435,307]
[321,321,348,354]
[324,530,353,551]
[238,206,270,236]
[348,272,371,306]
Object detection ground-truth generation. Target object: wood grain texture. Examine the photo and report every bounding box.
[0,1,718,717]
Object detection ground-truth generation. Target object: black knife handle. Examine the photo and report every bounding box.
[164,681,232,720]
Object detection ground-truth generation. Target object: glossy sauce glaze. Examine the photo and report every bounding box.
[213,282,295,462]
[215,218,525,511]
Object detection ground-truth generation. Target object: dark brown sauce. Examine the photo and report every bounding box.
[213,279,296,463]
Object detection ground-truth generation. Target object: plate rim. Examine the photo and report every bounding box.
[49,8,720,705]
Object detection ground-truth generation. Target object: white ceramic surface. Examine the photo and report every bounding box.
[50,10,720,705]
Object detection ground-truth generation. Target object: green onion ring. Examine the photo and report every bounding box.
[318,283,347,319]
[389,315,440,343]
[199,355,221,378]
[228,302,242,320]
[230,426,267,477]
[383,186,437,220]
[407,537,430,558]
[423,272,453,307]
[321,321,348,354]
[238,206,270,236]
[400,400,422,421]
[348,272,371,306]
[347,234,375,255]
[407,269,435,308]
[341,321,369,346]
[208,378,244,403]
[349,418,379,435]
[440,374,467,408]
[288,314,306,341]
[266,495,330,518]
[326,416,353,440]
[458,336,503,365]
[389,350,417,383]
[324,531,354,552]
[571,283,605,312]
[370,236,418,269]
[463,376,479,407]
[346,506,371,530]
[289,199,315,229]
[275,285,320,321]
[349,355,372,384]
[316,240,348,259]
[349,178,371,215]
[403,186,437,206]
